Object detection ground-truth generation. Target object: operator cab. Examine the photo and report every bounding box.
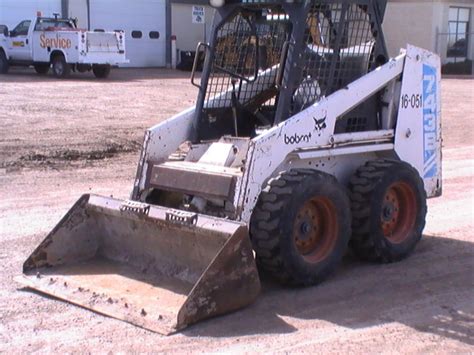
[193,1,388,141]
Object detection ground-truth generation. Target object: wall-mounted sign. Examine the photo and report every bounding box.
[192,6,205,24]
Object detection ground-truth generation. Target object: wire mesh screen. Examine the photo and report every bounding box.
[291,3,375,114]
[204,9,290,110]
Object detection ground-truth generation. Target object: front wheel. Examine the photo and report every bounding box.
[250,169,352,286]
[349,159,427,262]
[0,50,9,74]
[92,64,111,79]
[52,55,70,78]
[34,64,50,75]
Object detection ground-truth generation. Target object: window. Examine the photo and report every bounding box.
[35,19,73,31]
[94,29,105,32]
[11,20,31,36]
[131,30,142,39]
[447,7,471,62]
[149,31,160,39]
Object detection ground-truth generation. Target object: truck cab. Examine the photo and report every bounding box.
[5,19,36,62]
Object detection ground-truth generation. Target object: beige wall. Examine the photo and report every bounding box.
[384,3,437,57]
[384,0,474,64]
[171,3,215,53]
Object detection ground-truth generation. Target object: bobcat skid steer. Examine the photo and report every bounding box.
[17,0,442,334]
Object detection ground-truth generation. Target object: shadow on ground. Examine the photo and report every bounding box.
[1,67,193,83]
[183,235,474,345]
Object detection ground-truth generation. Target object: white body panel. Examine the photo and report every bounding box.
[394,45,442,197]
[133,107,195,197]
[134,45,442,225]
[30,30,127,65]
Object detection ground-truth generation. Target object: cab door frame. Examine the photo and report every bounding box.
[8,20,33,62]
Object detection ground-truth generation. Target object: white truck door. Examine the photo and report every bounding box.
[8,20,32,61]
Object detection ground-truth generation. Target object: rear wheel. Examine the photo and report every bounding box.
[34,63,50,75]
[250,169,351,286]
[0,50,9,74]
[92,64,111,79]
[349,159,427,262]
[52,55,70,78]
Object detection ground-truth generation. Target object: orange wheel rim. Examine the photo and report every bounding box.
[293,196,338,263]
[380,182,417,244]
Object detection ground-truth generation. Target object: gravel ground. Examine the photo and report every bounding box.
[0,67,473,353]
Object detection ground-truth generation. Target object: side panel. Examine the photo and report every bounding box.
[394,45,442,198]
[132,107,196,199]
[32,31,80,63]
[79,32,127,65]
[32,30,127,65]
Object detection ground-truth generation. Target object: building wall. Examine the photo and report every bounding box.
[0,0,61,29]
[171,3,215,52]
[67,0,88,29]
[384,2,437,58]
[384,0,474,64]
[435,1,474,64]
[88,0,167,67]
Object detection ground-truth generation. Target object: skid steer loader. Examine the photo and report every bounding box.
[17,0,442,334]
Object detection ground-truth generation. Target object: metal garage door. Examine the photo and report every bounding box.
[0,0,61,29]
[89,0,166,67]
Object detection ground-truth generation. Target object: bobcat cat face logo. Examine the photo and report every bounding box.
[313,115,327,131]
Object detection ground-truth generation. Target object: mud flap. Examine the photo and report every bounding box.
[16,194,261,334]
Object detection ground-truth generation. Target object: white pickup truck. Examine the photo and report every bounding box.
[0,16,127,78]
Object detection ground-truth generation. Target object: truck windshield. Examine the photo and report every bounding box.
[11,20,31,36]
[35,19,74,31]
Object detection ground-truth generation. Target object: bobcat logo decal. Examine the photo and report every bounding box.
[313,115,327,131]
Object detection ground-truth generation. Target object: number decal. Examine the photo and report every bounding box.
[401,94,422,109]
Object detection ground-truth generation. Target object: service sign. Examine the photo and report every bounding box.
[39,33,72,49]
[192,6,205,24]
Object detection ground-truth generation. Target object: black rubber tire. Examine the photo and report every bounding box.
[250,169,352,286]
[349,159,427,262]
[34,64,50,75]
[0,50,9,74]
[52,55,70,78]
[92,64,111,78]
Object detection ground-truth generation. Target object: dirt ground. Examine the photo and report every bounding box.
[0,67,473,353]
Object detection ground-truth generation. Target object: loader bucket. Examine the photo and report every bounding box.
[16,194,260,334]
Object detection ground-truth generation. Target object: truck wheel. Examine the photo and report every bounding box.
[0,50,9,74]
[250,169,351,286]
[52,55,70,78]
[349,159,427,262]
[92,64,111,79]
[34,64,50,75]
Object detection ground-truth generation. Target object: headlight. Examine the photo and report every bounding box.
[210,0,225,8]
